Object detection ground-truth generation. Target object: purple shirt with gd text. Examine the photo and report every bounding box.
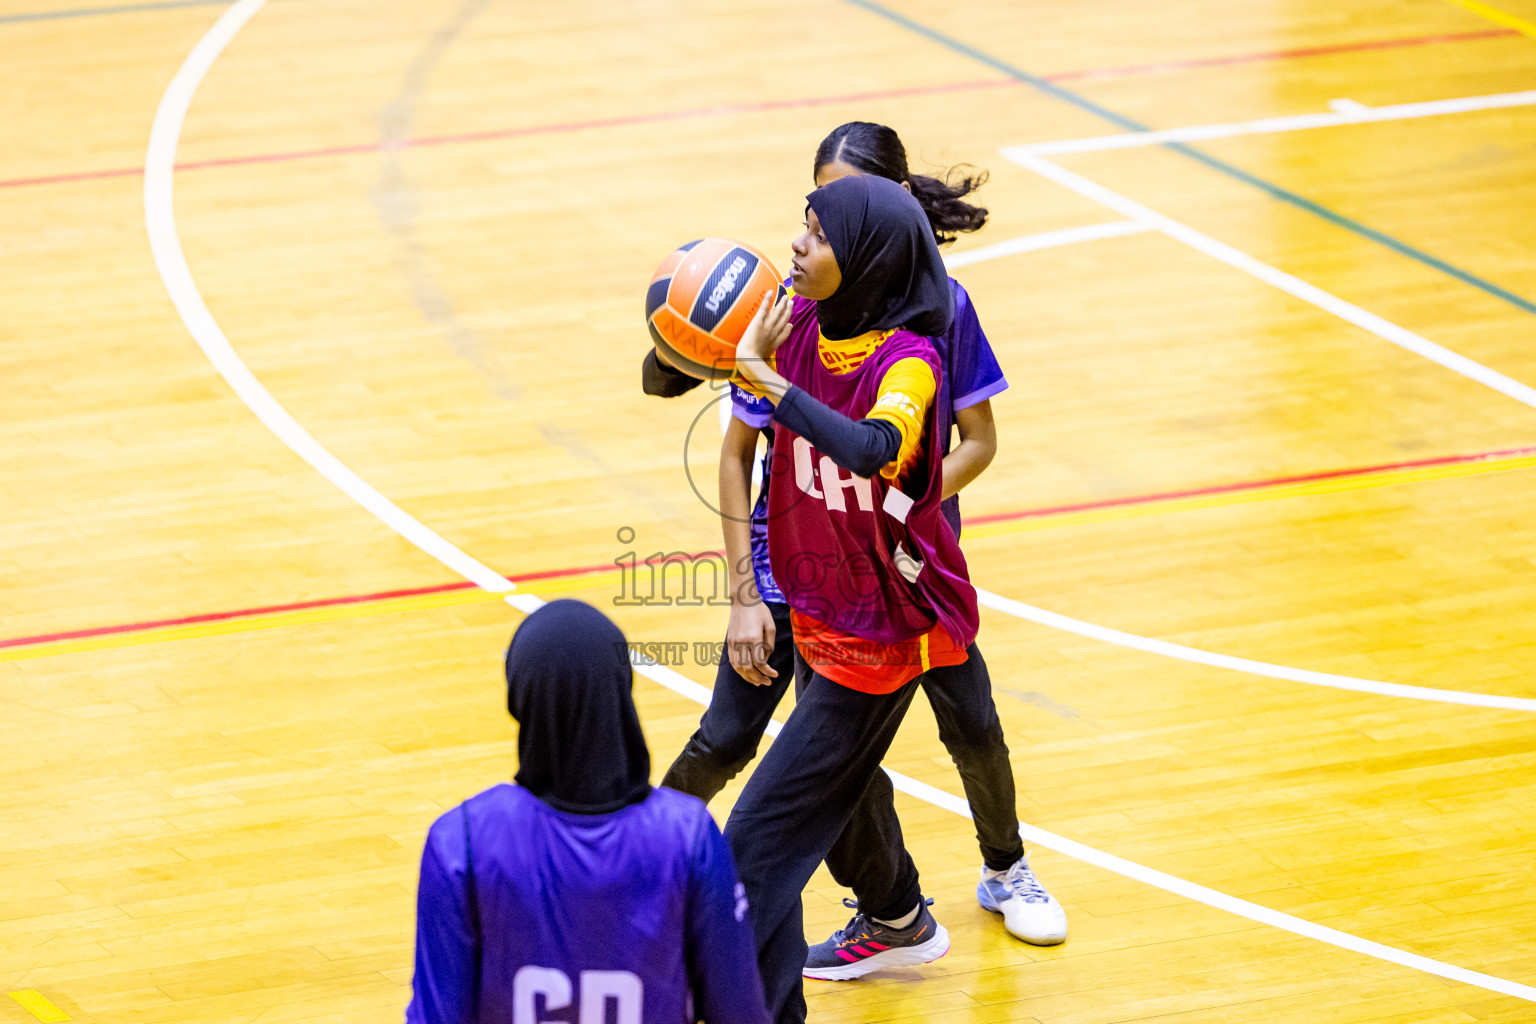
[406,784,767,1024]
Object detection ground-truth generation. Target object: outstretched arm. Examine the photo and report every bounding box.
[641,347,704,398]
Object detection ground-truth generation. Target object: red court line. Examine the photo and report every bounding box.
[1,563,580,650]
[0,552,729,650]
[6,446,1535,652]
[0,580,478,648]
[0,27,1517,193]
[0,80,1009,191]
[963,444,1536,528]
[1048,28,1516,82]
[0,165,144,190]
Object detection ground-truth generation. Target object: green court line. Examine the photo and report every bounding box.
[1,0,231,25]
[844,0,1536,317]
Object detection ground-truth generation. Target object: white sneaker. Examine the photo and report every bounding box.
[976,854,1067,945]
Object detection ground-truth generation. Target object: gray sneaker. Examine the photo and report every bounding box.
[803,898,950,980]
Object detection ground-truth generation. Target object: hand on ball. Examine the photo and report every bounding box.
[737,291,792,364]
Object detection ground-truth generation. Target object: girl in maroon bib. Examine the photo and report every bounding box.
[766,292,978,692]
[724,174,975,1020]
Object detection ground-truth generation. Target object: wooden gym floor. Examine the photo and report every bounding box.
[3,0,1536,1021]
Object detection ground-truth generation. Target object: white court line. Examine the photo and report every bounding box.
[143,0,512,596]
[943,220,1151,268]
[710,219,1150,438]
[1004,150,1536,412]
[1329,98,1371,115]
[977,589,1536,713]
[935,213,1530,713]
[738,209,1536,710]
[1004,88,1536,156]
[145,0,1536,1005]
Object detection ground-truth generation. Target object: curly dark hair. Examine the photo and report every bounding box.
[813,121,989,246]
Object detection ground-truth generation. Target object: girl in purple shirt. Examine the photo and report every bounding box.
[406,601,768,1024]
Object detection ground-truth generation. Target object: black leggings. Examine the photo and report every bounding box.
[723,669,920,1024]
[660,603,1024,894]
[661,602,798,800]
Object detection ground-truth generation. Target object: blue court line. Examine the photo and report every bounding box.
[0,0,231,24]
[844,0,1536,317]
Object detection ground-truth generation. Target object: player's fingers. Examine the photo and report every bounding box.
[767,294,791,328]
[736,647,768,686]
[737,291,774,359]
[749,289,774,324]
[752,640,777,679]
[759,296,791,350]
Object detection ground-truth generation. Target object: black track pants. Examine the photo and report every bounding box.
[723,670,920,1024]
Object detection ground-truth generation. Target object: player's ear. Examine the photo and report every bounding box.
[901,180,911,193]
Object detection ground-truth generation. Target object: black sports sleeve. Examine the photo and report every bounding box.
[772,386,900,478]
[641,349,705,398]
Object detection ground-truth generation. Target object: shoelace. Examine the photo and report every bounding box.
[833,896,934,942]
[839,897,935,912]
[1006,861,1052,904]
[832,901,875,945]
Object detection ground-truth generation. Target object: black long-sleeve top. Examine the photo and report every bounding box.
[772,386,901,479]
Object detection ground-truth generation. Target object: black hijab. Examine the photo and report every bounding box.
[806,174,954,341]
[504,600,652,815]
